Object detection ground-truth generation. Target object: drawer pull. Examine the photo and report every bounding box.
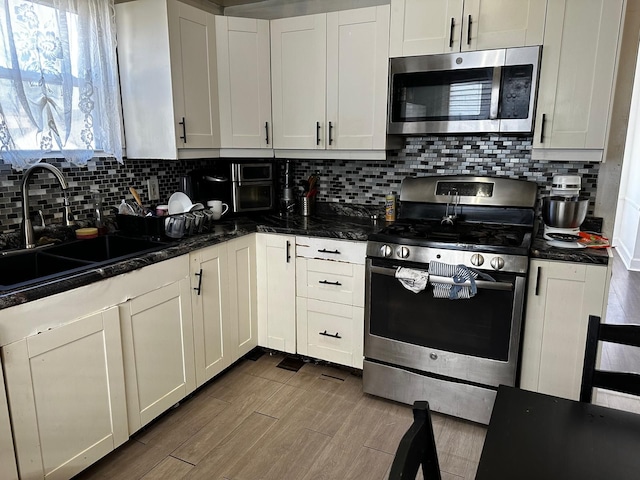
[318,248,340,254]
[319,280,342,286]
[319,330,342,339]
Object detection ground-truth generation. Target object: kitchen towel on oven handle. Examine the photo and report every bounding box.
[428,261,495,299]
[395,267,430,293]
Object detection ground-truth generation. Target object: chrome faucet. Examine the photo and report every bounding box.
[21,163,75,248]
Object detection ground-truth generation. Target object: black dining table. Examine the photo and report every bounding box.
[476,385,640,480]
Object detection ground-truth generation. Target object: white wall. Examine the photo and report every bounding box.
[613,36,640,270]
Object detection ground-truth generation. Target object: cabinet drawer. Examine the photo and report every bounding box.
[296,258,365,307]
[295,236,366,264]
[296,298,364,368]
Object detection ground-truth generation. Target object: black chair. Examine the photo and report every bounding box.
[388,401,441,480]
[580,315,640,402]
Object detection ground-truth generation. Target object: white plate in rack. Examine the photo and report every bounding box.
[168,192,193,214]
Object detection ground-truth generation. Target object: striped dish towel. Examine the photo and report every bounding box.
[428,261,479,300]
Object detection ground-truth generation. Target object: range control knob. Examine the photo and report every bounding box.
[490,257,505,271]
[470,254,484,267]
[397,246,410,259]
[380,244,393,258]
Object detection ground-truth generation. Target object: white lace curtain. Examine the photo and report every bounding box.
[0,0,123,170]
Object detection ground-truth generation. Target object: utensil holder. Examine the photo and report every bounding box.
[300,196,315,216]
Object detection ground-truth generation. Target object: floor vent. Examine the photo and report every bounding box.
[244,348,265,362]
[277,356,305,372]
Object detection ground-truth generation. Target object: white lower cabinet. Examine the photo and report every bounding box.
[2,307,128,480]
[256,233,297,353]
[295,237,366,369]
[297,297,364,369]
[191,243,232,386]
[227,234,259,358]
[0,361,17,480]
[120,278,196,434]
[520,257,612,400]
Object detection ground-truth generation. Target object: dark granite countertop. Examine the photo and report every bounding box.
[0,211,612,310]
[0,213,383,310]
[529,236,611,265]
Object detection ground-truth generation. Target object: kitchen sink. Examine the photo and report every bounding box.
[0,235,169,292]
[44,235,168,262]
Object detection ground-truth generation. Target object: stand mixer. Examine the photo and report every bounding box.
[542,175,589,248]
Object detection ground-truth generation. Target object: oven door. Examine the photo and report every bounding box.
[364,258,526,387]
[232,181,275,212]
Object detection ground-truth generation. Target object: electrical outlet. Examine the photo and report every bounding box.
[147,177,160,201]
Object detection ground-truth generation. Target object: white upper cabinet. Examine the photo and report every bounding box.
[326,7,390,150]
[216,16,273,150]
[532,0,624,160]
[271,6,390,152]
[389,0,547,57]
[271,14,327,150]
[116,0,220,159]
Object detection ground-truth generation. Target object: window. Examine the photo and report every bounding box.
[0,0,122,170]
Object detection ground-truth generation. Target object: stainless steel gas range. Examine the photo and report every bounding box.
[363,175,538,425]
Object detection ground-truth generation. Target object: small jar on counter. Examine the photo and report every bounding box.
[385,192,397,222]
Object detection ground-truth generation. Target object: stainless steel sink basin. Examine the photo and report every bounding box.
[0,235,168,292]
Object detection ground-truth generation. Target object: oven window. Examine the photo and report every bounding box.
[391,68,493,122]
[235,184,273,210]
[240,164,272,181]
[369,265,515,361]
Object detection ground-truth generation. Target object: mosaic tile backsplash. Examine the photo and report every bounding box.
[290,135,599,215]
[0,134,599,234]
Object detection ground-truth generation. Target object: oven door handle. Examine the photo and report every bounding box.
[370,265,513,291]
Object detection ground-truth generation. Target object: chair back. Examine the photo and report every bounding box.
[388,401,441,480]
[580,315,640,402]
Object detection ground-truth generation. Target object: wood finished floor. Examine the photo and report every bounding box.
[75,353,486,480]
[596,248,640,413]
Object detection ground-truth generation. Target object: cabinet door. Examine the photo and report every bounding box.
[216,16,272,149]
[389,0,463,56]
[520,260,610,400]
[121,279,195,433]
[271,14,326,149]
[461,0,546,52]
[533,0,623,151]
[0,362,17,480]
[256,234,296,353]
[227,234,258,358]
[191,244,231,387]
[326,6,390,150]
[2,308,127,480]
[115,0,178,159]
[168,0,220,149]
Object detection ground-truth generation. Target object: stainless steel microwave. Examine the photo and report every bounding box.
[388,46,541,135]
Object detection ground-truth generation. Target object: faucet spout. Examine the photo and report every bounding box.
[21,163,74,249]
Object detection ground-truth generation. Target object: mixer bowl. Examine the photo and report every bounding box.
[542,196,589,229]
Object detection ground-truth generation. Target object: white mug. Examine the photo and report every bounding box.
[207,200,229,220]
